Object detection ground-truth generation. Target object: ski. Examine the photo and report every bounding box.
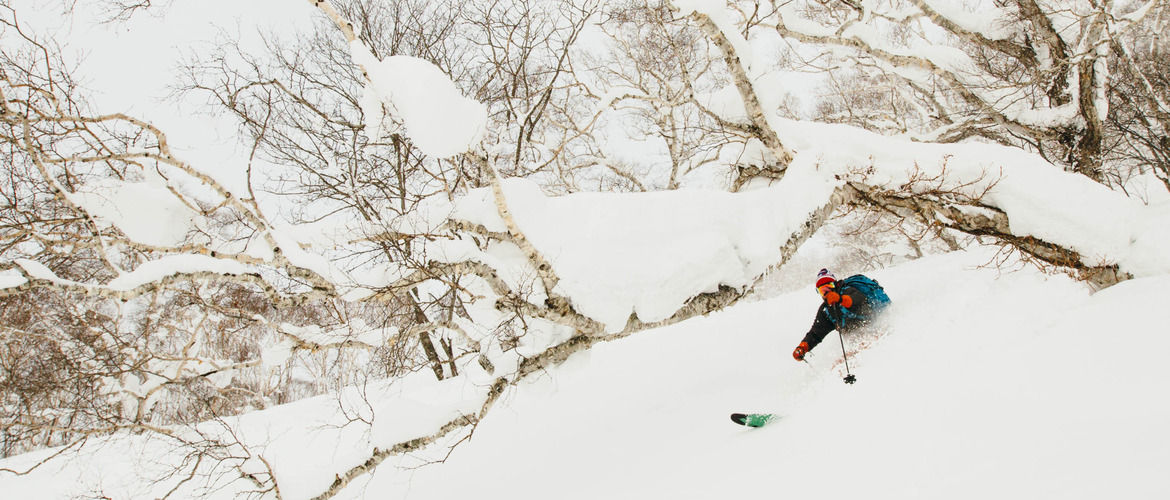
[730,413,778,428]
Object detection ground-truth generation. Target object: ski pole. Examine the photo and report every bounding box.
[837,329,856,384]
[829,303,856,384]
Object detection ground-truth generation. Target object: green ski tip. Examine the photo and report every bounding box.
[730,413,777,428]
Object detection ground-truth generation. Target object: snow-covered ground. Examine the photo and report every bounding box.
[3,247,1167,499]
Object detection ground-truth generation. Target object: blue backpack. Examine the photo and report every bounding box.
[827,274,890,328]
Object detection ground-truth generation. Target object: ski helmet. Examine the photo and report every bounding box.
[815,268,836,288]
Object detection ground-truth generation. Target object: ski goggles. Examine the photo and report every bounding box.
[817,282,835,297]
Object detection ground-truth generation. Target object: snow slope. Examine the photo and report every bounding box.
[3,248,1168,499]
[347,249,1170,500]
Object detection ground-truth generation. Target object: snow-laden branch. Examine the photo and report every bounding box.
[432,118,1167,335]
[747,0,1129,179]
[306,0,486,159]
[908,0,1030,60]
[767,5,1062,139]
[670,1,794,173]
[3,76,357,299]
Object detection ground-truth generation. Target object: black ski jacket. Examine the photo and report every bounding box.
[800,282,880,351]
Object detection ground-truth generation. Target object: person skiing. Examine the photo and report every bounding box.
[792,268,890,362]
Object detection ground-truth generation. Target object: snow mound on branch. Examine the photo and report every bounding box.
[441,118,1170,333]
[448,173,837,333]
[0,269,26,289]
[106,255,254,291]
[772,118,1170,277]
[351,43,487,158]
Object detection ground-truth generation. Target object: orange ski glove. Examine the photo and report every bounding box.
[824,291,853,308]
[792,341,811,361]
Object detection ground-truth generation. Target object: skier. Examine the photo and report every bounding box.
[792,268,890,362]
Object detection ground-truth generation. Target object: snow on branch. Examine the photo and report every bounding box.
[308,0,487,158]
[3,59,353,299]
[769,6,1061,138]
[908,0,1027,57]
[753,0,1128,181]
[420,114,1167,334]
[672,1,795,171]
[439,174,842,333]
[767,118,1170,280]
[4,256,253,299]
